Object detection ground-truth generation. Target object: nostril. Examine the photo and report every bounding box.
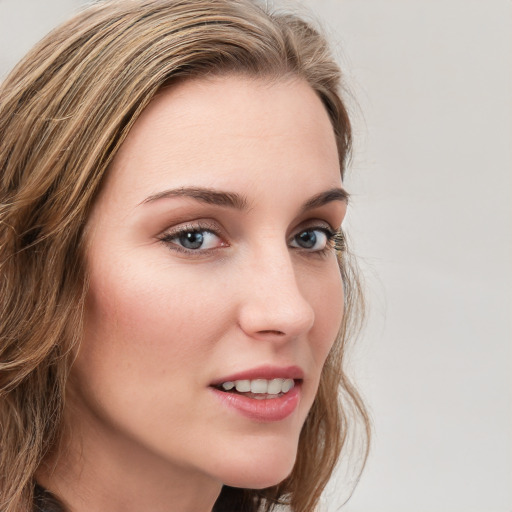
[258,329,285,336]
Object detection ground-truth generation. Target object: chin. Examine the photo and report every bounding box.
[215,442,298,490]
[222,468,294,490]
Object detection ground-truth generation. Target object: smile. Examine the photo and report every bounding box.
[209,366,304,422]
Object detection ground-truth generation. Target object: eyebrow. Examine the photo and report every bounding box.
[300,187,349,212]
[140,185,348,211]
[141,186,248,210]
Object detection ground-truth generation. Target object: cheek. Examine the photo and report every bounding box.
[73,257,235,452]
[302,261,345,368]
[81,261,229,374]
[87,288,187,350]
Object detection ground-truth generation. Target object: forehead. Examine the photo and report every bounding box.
[98,75,341,207]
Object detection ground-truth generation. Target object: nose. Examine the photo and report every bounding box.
[237,247,315,341]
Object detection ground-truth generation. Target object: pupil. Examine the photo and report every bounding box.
[297,230,316,248]
[180,231,203,249]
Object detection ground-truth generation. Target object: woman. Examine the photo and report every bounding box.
[0,1,369,511]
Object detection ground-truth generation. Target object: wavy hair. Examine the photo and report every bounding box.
[0,1,370,510]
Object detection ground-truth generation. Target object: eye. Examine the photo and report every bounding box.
[290,227,334,252]
[175,230,218,250]
[159,224,226,253]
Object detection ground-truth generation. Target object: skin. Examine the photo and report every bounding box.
[40,75,347,512]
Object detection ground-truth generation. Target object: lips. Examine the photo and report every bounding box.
[209,365,303,422]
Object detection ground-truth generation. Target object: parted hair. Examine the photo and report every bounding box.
[0,1,369,511]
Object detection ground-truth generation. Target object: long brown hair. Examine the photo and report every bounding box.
[0,1,370,510]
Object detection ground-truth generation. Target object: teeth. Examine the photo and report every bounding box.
[235,380,251,393]
[267,378,284,394]
[251,379,268,393]
[222,378,295,395]
[282,379,294,393]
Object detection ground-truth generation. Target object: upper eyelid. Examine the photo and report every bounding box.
[290,225,335,239]
[291,219,338,235]
[159,220,222,237]
[160,220,336,238]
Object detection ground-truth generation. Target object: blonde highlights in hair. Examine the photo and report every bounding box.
[0,1,369,510]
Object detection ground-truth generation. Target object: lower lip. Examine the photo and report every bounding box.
[210,385,300,422]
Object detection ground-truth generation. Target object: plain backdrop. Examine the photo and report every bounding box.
[1,1,511,511]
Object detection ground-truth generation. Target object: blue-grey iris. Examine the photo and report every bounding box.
[296,230,316,249]
[179,231,204,249]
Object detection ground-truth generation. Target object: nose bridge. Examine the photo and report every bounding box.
[238,240,315,339]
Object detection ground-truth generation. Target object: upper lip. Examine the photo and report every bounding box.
[210,365,304,386]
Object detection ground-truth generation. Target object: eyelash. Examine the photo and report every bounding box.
[331,229,347,253]
[291,226,345,256]
[158,222,221,255]
[158,222,346,257]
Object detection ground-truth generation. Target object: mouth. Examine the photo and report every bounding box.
[212,378,300,400]
[209,366,304,421]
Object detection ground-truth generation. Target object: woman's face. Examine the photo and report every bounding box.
[73,76,346,492]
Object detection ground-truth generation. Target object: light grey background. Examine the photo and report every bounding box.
[1,1,510,511]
